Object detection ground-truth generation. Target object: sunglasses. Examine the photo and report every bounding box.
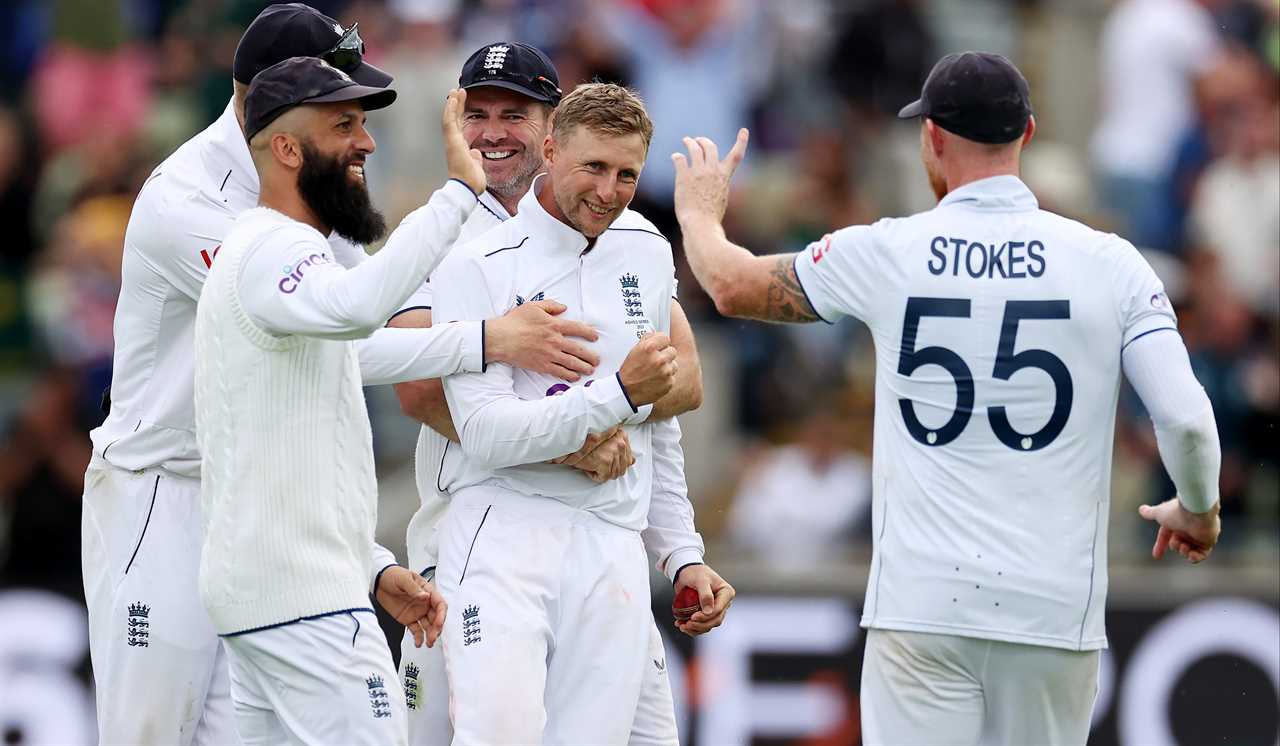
[323,23,365,73]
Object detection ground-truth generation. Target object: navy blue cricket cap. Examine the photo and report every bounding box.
[244,57,397,142]
[233,3,392,88]
[459,42,562,105]
[897,52,1032,144]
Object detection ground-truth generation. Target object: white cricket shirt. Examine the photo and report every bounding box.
[794,175,1178,651]
[431,177,677,531]
[400,190,704,577]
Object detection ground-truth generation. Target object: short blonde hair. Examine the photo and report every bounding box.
[551,83,653,149]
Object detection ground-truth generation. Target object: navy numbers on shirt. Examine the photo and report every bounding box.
[928,236,1045,279]
[897,297,1074,451]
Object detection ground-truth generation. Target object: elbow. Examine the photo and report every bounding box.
[685,367,704,412]
[711,287,748,319]
[393,380,436,424]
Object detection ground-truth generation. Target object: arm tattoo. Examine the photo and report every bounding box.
[763,254,820,323]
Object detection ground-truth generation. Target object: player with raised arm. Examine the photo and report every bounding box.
[672,52,1221,745]
[194,56,509,743]
[388,44,731,746]
[81,6,601,744]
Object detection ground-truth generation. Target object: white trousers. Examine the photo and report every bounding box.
[437,491,652,745]
[81,456,238,745]
[399,605,678,745]
[860,628,1099,746]
[224,610,407,745]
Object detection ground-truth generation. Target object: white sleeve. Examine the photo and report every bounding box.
[792,223,886,324]
[642,418,705,582]
[388,280,434,324]
[1122,328,1221,513]
[239,180,477,339]
[355,323,483,385]
[433,250,637,469]
[1111,240,1180,347]
[369,542,398,594]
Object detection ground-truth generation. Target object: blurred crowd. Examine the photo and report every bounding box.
[0,0,1276,606]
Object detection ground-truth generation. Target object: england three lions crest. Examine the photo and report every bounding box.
[619,273,653,338]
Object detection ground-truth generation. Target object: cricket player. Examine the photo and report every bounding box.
[430,83,715,745]
[82,6,598,744]
[194,56,483,744]
[672,52,1222,745]
[388,43,731,746]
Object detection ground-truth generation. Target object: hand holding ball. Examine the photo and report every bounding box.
[672,586,700,621]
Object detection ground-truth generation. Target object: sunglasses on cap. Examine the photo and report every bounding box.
[322,23,365,74]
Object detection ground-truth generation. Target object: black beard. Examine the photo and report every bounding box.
[297,141,387,245]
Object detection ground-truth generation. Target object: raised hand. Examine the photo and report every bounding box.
[442,88,485,195]
[484,300,600,381]
[672,128,749,228]
[618,333,678,407]
[1138,497,1221,564]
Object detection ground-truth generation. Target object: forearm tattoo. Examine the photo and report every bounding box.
[763,255,820,323]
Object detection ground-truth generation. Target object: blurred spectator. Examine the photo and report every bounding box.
[0,368,92,600]
[825,0,933,123]
[1188,62,1280,313]
[726,404,872,566]
[370,0,465,222]
[1091,0,1225,252]
[29,0,153,154]
[592,0,775,238]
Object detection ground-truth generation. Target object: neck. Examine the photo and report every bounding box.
[491,189,521,217]
[535,178,574,230]
[259,184,329,236]
[944,161,1020,195]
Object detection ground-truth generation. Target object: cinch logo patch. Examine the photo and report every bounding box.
[278,252,331,293]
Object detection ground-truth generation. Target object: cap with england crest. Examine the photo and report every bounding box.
[459,42,563,105]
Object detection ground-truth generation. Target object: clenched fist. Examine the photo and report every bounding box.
[618,333,677,407]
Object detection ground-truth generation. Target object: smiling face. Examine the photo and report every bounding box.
[296,101,386,244]
[542,125,647,238]
[462,86,552,201]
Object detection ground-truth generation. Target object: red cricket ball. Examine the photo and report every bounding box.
[672,586,701,621]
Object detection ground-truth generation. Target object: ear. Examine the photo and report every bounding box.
[542,133,555,167]
[271,132,303,170]
[925,119,946,158]
[1022,115,1036,148]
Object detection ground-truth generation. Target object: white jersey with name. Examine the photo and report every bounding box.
[794,175,1177,651]
[431,179,676,531]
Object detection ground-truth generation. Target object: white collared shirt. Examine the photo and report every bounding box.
[400,186,704,575]
[431,178,679,531]
[795,175,1178,651]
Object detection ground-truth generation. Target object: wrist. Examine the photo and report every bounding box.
[372,563,397,597]
[483,317,509,367]
[672,561,704,586]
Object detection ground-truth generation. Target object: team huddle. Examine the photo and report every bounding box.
[82,3,1223,746]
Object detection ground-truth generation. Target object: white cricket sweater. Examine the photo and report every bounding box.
[196,183,478,634]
